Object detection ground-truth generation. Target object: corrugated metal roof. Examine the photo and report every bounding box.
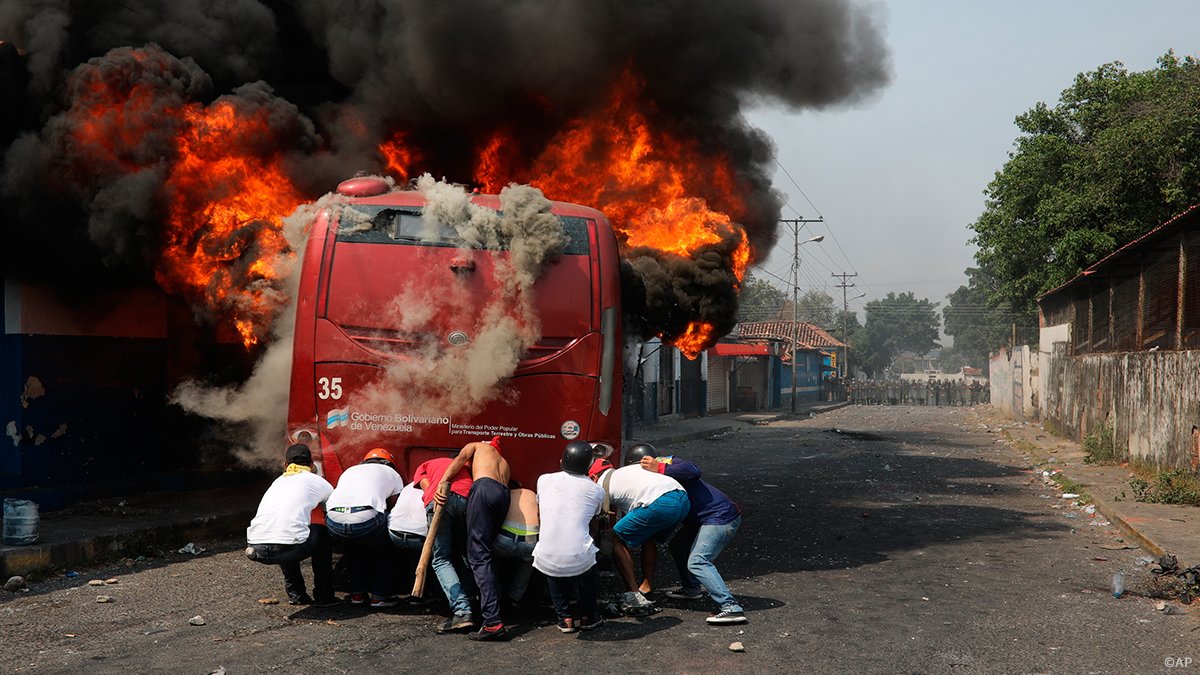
[1040,203,1200,301]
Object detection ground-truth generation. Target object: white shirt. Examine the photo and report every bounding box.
[326,463,404,523]
[387,483,429,536]
[246,471,333,545]
[604,464,683,513]
[532,472,605,577]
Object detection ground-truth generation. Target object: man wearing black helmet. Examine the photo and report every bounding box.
[533,441,607,632]
[635,444,747,625]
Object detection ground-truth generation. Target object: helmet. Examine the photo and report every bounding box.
[361,447,395,467]
[561,441,594,475]
[623,443,658,466]
[587,458,614,480]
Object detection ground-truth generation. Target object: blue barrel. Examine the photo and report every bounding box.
[2,498,39,545]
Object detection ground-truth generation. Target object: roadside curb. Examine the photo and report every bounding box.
[0,509,254,578]
[985,412,1199,566]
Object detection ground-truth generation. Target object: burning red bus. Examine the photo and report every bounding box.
[287,177,622,487]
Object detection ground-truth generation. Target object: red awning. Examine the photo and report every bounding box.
[711,343,770,357]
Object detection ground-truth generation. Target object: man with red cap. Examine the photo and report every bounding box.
[437,437,511,641]
[326,447,404,608]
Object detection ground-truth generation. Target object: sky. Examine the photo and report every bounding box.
[746,0,1200,325]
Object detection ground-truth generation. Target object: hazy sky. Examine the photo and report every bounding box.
[746,0,1200,321]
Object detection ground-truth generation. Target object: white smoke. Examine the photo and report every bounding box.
[170,191,349,469]
[351,175,565,419]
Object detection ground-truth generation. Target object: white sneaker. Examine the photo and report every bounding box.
[621,590,653,611]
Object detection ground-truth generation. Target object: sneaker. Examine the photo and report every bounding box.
[313,597,341,608]
[287,594,313,606]
[578,615,604,631]
[665,586,705,601]
[467,623,509,642]
[557,618,577,634]
[370,595,401,609]
[437,612,476,634]
[348,593,367,605]
[706,610,748,625]
[620,591,654,613]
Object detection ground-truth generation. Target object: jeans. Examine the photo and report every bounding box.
[429,493,474,616]
[669,516,742,612]
[326,511,397,598]
[545,566,598,621]
[389,530,426,594]
[247,524,333,603]
[492,532,536,603]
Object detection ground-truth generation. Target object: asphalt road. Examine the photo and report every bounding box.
[2,406,1197,674]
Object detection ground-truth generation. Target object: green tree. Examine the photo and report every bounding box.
[737,272,788,322]
[971,52,1200,313]
[794,290,836,326]
[942,268,1031,370]
[860,292,941,377]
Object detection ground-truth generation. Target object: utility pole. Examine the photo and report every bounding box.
[780,218,823,413]
[832,272,858,379]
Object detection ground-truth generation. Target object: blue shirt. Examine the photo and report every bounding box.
[660,458,741,526]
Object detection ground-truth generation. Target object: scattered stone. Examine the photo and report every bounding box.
[1156,601,1168,611]
[96,595,113,603]
[729,641,745,652]
[65,571,78,578]
[105,578,118,585]
[88,580,106,587]
[4,576,26,592]
[257,598,280,605]
[189,615,206,626]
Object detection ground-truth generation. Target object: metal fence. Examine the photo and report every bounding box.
[848,380,990,406]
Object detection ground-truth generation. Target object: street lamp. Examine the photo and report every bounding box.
[785,228,824,412]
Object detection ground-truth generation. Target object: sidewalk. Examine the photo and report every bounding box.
[978,409,1200,568]
[0,402,850,580]
[0,482,266,579]
[631,400,850,449]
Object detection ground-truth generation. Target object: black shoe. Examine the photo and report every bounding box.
[468,624,509,642]
[287,594,313,606]
[313,597,341,608]
[437,612,476,634]
[578,615,604,631]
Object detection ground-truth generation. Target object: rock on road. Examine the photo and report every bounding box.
[1,406,1195,673]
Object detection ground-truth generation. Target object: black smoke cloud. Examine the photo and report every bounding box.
[0,0,890,337]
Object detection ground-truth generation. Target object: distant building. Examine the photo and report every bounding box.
[736,321,846,407]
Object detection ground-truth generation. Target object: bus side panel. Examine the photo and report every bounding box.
[287,213,332,434]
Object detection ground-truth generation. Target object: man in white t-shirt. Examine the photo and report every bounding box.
[326,447,405,608]
[387,482,429,593]
[534,441,607,632]
[588,456,689,614]
[246,444,336,606]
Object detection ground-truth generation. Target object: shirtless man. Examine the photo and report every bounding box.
[436,437,511,641]
[493,487,539,609]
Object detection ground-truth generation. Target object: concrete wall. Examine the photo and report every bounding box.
[989,345,1036,421]
[1040,344,1200,469]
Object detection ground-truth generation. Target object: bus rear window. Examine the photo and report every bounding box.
[336,206,590,255]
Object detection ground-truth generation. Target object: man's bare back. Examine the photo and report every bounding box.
[435,440,510,504]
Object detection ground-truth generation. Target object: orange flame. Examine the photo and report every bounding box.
[476,69,752,353]
[157,100,302,347]
[673,322,717,360]
[380,131,421,184]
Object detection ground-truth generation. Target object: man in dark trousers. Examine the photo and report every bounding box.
[245,444,337,606]
[634,443,748,624]
[436,437,511,641]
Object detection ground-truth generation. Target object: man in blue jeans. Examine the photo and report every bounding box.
[325,447,404,608]
[632,444,747,624]
[413,456,476,634]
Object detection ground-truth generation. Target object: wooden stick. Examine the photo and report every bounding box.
[411,500,445,597]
